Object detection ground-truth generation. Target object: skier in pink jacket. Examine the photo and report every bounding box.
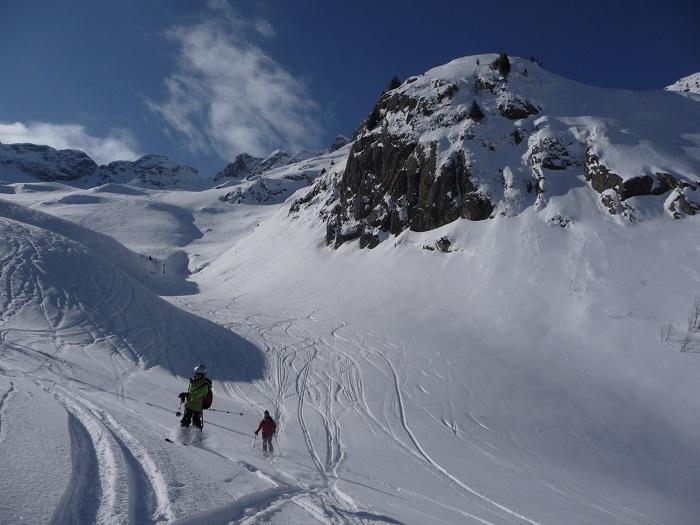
[254,410,277,454]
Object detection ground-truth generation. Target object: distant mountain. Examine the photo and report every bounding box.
[1,56,698,250]
[216,147,349,205]
[0,143,201,188]
[212,139,349,204]
[213,152,265,180]
[99,153,201,187]
[213,136,349,182]
[287,54,700,248]
[0,143,98,182]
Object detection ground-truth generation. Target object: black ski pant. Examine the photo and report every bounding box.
[261,432,273,452]
[180,408,203,428]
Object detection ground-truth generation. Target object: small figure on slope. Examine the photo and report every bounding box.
[179,364,212,429]
[255,410,277,455]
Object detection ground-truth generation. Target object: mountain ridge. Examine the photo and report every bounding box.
[2,55,699,249]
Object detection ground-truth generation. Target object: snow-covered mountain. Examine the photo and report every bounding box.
[1,54,700,525]
[213,138,349,184]
[0,142,99,182]
[0,143,202,188]
[288,54,700,248]
[665,72,700,94]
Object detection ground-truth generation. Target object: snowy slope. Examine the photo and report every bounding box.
[1,56,700,525]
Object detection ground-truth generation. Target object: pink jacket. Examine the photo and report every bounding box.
[256,416,277,435]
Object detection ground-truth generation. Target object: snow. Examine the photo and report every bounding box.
[2,177,699,525]
[2,59,700,524]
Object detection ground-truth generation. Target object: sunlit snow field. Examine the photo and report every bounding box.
[1,172,699,525]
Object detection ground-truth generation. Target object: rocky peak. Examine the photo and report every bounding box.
[213,153,263,181]
[289,54,700,249]
[329,135,350,153]
[0,142,98,181]
[215,150,293,182]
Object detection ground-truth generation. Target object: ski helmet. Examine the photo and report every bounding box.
[194,364,207,375]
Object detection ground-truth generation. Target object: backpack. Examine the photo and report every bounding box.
[203,386,213,410]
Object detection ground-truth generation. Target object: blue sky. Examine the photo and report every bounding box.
[1,0,698,177]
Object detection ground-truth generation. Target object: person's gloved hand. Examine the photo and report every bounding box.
[179,392,188,401]
[255,431,259,435]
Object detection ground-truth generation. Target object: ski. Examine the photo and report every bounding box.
[165,438,188,446]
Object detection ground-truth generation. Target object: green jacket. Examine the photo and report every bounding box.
[185,376,212,412]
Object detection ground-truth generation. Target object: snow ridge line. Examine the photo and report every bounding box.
[50,410,102,525]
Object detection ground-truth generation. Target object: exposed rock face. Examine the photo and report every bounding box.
[584,150,698,219]
[329,135,350,153]
[323,60,513,248]
[319,56,541,248]
[289,55,700,249]
[213,153,263,181]
[327,129,496,245]
[214,151,293,182]
[498,95,540,120]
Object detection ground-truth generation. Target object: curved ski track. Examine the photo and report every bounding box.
[41,380,173,525]
[1,262,670,525]
[210,305,548,525]
[200,300,670,525]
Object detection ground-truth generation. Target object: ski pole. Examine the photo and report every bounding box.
[252,434,257,448]
[176,401,182,417]
[207,409,244,415]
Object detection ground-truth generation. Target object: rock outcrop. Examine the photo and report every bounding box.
[288,54,700,248]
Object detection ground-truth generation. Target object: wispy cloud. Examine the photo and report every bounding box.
[0,121,141,165]
[146,2,324,161]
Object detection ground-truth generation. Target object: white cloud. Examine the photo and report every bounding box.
[0,122,141,165]
[146,4,324,161]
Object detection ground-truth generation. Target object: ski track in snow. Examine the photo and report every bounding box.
[39,379,173,525]
[0,217,682,524]
[209,303,541,525]
[196,299,668,525]
[0,288,672,524]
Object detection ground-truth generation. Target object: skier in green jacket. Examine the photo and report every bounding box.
[179,364,212,429]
